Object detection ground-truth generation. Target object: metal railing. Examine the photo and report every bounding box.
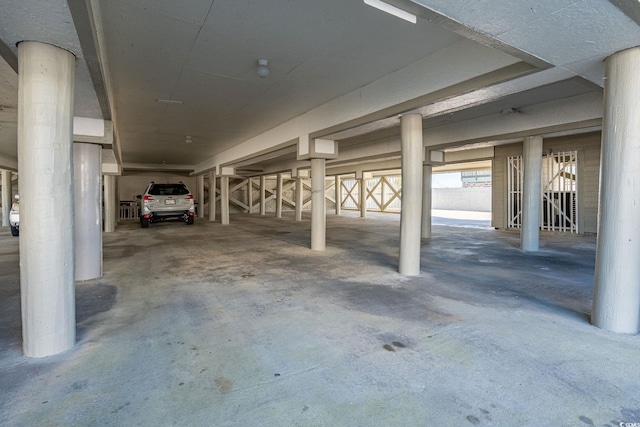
[119,201,139,221]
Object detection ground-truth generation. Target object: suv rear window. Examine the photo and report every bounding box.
[148,183,190,196]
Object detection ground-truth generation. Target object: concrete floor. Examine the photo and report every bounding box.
[0,211,639,426]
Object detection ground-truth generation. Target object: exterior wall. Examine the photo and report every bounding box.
[432,187,492,212]
[117,172,197,203]
[492,132,601,233]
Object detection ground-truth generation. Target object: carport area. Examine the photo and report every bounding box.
[1,213,638,426]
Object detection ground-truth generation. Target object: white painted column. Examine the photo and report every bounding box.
[208,170,216,221]
[521,136,543,252]
[295,177,303,221]
[311,158,326,251]
[18,41,76,357]
[335,175,342,216]
[197,174,205,218]
[248,178,254,213]
[275,173,283,218]
[1,170,10,227]
[221,175,230,225]
[359,178,367,218]
[260,176,266,215]
[399,114,423,276]
[103,174,116,232]
[592,47,640,334]
[422,164,432,239]
[74,143,102,281]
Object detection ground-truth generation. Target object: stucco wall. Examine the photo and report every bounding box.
[432,187,492,212]
[117,172,197,203]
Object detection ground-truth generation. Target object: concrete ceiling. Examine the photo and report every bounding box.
[0,0,639,175]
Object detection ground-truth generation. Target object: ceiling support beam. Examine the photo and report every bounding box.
[194,40,524,175]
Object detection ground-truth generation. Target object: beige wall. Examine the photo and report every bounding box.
[492,132,601,233]
[117,172,197,202]
[433,187,492,212]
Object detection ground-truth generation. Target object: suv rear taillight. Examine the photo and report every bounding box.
[143,195,153,201]
[186,194,194,200]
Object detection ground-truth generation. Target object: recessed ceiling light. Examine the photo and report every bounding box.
[156,99,183,104]
[363,0,416,23]
[185,135,192,144]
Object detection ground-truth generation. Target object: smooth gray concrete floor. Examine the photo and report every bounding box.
[1,211,639,426]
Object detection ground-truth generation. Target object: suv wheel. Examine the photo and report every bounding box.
[186,216,194,225]
[141,218,149,228]
[10,225,18,236]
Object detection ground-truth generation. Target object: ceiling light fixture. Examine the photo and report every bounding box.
[156,99,183,104]
[185,135,192,144]
[257,59,270,78]
[363,0,416,23]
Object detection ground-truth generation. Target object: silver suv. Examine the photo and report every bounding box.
[138,182,195,228]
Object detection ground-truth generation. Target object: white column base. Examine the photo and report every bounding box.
[18,41,76,357]
[311,159,326,251]
[399,114,423,276]
[521,136,543,252]
[592,47,640,334]
[221,176,230,225]
[421,165,432,239]
[74,143,102,281]
[208,171,217,222]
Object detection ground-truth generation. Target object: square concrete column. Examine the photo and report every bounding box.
[311,158,326,251]
[295,177,303,221]
[221,175,230,225]
[74,143,102,281]
[521,136,543,252]
[1,170,11,227]
[335,175,342,216]
[18,41,76,357]
[592,46,640,334]
[260,176,267,215]
[197,174,205,218]
[399,114,423,276]
[275,173,283,218]
[248,178,254,213]
[298,136,338,251]
[421,164,432,239]
[103,174,116,232]
[208,170,216,221]
[359,178,367,218]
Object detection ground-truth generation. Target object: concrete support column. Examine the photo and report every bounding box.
[295,177,303,221]
[275,173,283,218]
[260,176,266,215]
[311,158,326,251]
[18,41,76,357]
[1,170,10,227]
[592,47,640,334]
[359,178,367,218]
[221,176,230,225]
[74,143,102,281]
[399,113,423,276]
[421,164,432,239]
[521,136,543,252]
[248,178,254,213]
[335,175,342,216]
[103,175,116,232]
[208,170,216,222]
[197,174,205,218]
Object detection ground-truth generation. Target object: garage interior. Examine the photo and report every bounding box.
[1,0,640,425]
